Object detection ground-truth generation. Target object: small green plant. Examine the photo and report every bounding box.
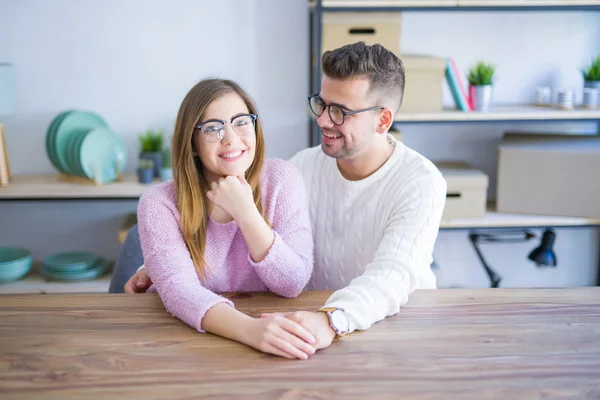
[138,159,154,170]
[162,149,172,168]
[468,62,495,86]
[138,130,163,153]
[582,56,600,82]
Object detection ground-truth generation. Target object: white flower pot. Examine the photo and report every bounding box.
[584,81,600,107]
[470,85,493,112]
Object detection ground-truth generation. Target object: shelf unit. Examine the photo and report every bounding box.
[309,1,600,144]
[0,174,159,201]
[440,203,600,230]
[308,1,600,232]
[0,264,112,294]
[311,1,600,12]
[393,105,600,123]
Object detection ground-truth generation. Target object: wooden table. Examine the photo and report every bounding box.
[1,288,599,399]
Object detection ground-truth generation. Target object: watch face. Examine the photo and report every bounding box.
[331,309,349,333]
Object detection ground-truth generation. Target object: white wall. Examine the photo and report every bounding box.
[0,0,309,173]
[0,2,597,287]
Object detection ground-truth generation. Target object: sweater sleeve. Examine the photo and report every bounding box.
[248,162,314,298]
[323,173,447,332]
[137,190,233,333]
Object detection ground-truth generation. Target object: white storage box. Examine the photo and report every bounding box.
[436,162,489,219]
[497,133,600,218]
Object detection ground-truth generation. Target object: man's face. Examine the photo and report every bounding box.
[315,76,380,160]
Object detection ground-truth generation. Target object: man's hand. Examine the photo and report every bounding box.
[262,311,336,350]
[124,268,153,293]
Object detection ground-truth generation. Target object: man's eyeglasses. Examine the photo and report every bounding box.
[308,94,383,126]
[195,114,258,143]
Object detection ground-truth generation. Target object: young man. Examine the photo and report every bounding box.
[117,42,446,352]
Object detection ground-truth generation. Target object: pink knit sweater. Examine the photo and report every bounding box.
[137,159,314,332]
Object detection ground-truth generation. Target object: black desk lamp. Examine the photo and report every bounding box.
[528,229,557,267]
[469,229,557,288]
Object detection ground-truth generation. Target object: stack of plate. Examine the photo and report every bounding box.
[46,111,126,184]
[0,247,33,283]
[41,252,109,281]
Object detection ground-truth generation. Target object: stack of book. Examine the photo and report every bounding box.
[445,58,473,112]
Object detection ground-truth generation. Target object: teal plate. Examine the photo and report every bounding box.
[65,129,90,176]
[44,251,98,272]
[53,111,107,174]
[46,111,73,172]
[41,257,108,281]
[79,127,126,183]
[71,130,90,177]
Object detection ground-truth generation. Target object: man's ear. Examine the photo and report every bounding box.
[376,108,394,135]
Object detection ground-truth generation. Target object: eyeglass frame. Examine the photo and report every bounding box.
[194,113,258,142]
[308,94,384,126]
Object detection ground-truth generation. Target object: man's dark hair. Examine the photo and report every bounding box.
[322,42,405,113]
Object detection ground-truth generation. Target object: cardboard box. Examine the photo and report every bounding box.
[322,12,401,56]
[321,13,443,112]
[436,162,489,219]
[497,133,600,218]
[402,55,446,112]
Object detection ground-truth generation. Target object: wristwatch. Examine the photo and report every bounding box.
[319,307,350,339]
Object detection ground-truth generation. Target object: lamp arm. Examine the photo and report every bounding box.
[469,233,503,288]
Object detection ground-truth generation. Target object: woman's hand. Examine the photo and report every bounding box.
[207,176,255,220]
[241,315,317,360]
[124,268,153,293]
[207,175,275,262]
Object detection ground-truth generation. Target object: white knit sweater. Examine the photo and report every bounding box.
[290,137,447,332]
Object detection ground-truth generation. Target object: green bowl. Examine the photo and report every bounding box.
[0,248,32,282]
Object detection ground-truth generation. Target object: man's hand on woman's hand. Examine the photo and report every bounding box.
[243,315,317,360]
[261,311,336,351]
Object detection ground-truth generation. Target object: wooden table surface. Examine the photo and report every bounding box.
[1,288,599,399]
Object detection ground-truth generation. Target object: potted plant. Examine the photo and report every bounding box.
[138,130,163,178]
[468,62,495,112]
[160,148,173,182]
[137,159,154,184]
[583,56,600,89]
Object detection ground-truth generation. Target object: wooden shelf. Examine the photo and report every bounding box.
[458,0,600,6]
[394,105,600,123]
[321,0,457,7]
[318,0,600,9]
[0,264,112,294]
[440,203,600,229]
[0,174,160,200]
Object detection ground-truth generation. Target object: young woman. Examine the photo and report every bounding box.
[137,79,315,360]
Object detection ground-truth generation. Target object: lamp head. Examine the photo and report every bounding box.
[528,229,557,267]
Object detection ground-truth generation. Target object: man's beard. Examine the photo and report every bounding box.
[321,129,360,159]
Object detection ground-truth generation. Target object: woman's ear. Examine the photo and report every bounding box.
[376,108,394,135]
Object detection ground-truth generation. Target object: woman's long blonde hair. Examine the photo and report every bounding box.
[172,79,266,278]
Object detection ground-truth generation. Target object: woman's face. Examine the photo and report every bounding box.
[193,92,257,182]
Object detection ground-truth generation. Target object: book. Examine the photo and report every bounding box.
[445,58,470,112]
[450,58,473,111]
